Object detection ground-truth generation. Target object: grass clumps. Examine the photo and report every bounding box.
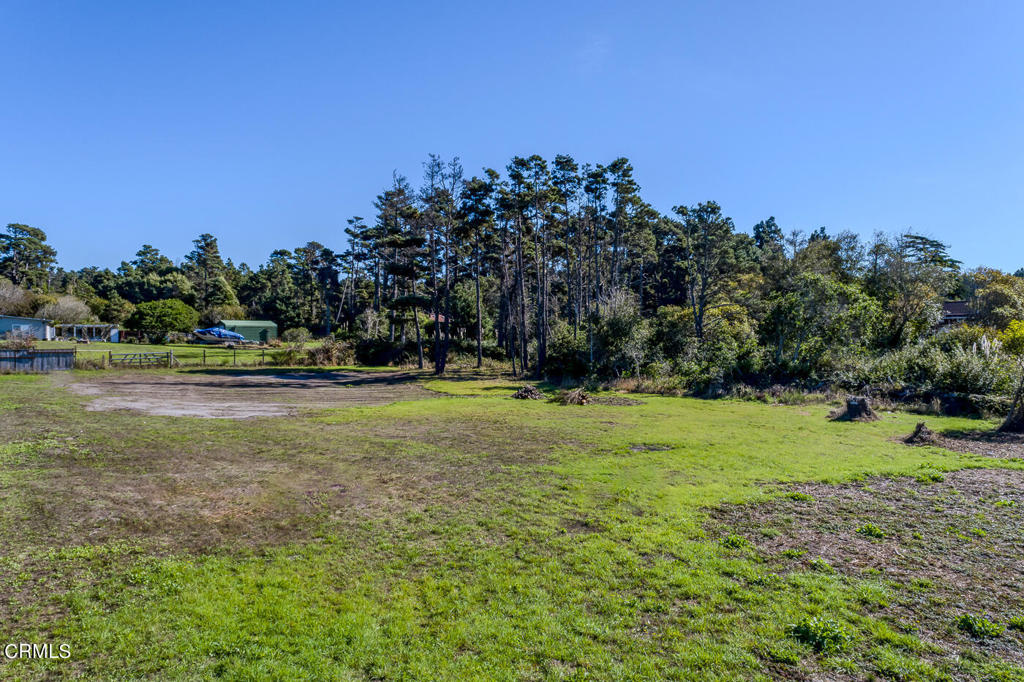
[955,613,1004,638]
[1008,616,1024,632]
[789,616,853,652]
[914,470,945,484]
[856,522,886,539]
[720,533,749,549]
[786,491,814,501]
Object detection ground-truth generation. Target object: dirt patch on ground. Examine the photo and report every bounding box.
[932,429,1024,460]
[592,396,645,406]
[58,369,438,418]
[628,443,672,452]
[709,469,1024,669]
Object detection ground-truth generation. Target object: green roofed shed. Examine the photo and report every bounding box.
[216,319,278,343]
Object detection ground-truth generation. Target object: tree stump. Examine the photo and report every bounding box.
[905,422,939,445]
[831,396,880,422]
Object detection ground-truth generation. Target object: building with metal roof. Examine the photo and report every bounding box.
[216,319,278,343]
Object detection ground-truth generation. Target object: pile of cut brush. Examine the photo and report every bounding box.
[551,387,591,405]
[511,385,546,400]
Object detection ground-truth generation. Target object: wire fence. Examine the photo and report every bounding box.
[73,346,275,368]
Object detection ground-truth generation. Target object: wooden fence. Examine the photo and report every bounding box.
[0,349,76,372]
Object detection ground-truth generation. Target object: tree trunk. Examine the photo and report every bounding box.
[412,279,423,369]
[475,239,483,369]
[516,227,528,373]
[1000,366,1024,432]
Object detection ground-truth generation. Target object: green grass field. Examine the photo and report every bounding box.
[1,370,1022,680]
[36,340,283,367]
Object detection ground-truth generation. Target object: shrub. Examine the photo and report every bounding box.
[355,338,418,366]
[955,613,1004,638]
[998,320,1024,356]
[938,339,1012,394]
[281,327,311,344]
[789,616,853,652]
[1,330,37,349]
[36,295,95,324]
[545,320,589,379]
[1008,616,1024,632]
[592,291,651,377]
[0,278,37,316]
[306,337,354,366]
[126,299,199,335]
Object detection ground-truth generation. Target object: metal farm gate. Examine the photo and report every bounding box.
[107,351,174,368]
[0,349,76,372]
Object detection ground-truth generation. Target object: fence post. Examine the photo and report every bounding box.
[262,348,265,366]
[108,350,112,369]
[203,348,206,366]
[233,348,237,366]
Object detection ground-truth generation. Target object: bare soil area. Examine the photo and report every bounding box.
[58,369,438,418]
[933,429,1024,460]
[710,469,1024,668]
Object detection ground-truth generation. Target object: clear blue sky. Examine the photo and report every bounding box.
[2,1,1022,272]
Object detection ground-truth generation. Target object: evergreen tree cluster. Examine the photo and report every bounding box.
[3,154,1024,389]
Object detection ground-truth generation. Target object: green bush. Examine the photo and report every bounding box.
[306,337,354,366]
[545,319,589,378]
[270,347,304,365]
[126,299,199,335]
[355,338,418,366]
[281,327,311,344]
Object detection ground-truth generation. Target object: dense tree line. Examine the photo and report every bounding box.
[3,154,1024,397]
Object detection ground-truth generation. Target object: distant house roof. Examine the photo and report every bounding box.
[218,319,278,329]
[942,301,973,318]
[0,314,53,324]
[54,323,119,329]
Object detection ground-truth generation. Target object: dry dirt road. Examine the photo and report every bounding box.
[58,369,438,418]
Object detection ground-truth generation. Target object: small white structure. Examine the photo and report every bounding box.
[55,323,120,343]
